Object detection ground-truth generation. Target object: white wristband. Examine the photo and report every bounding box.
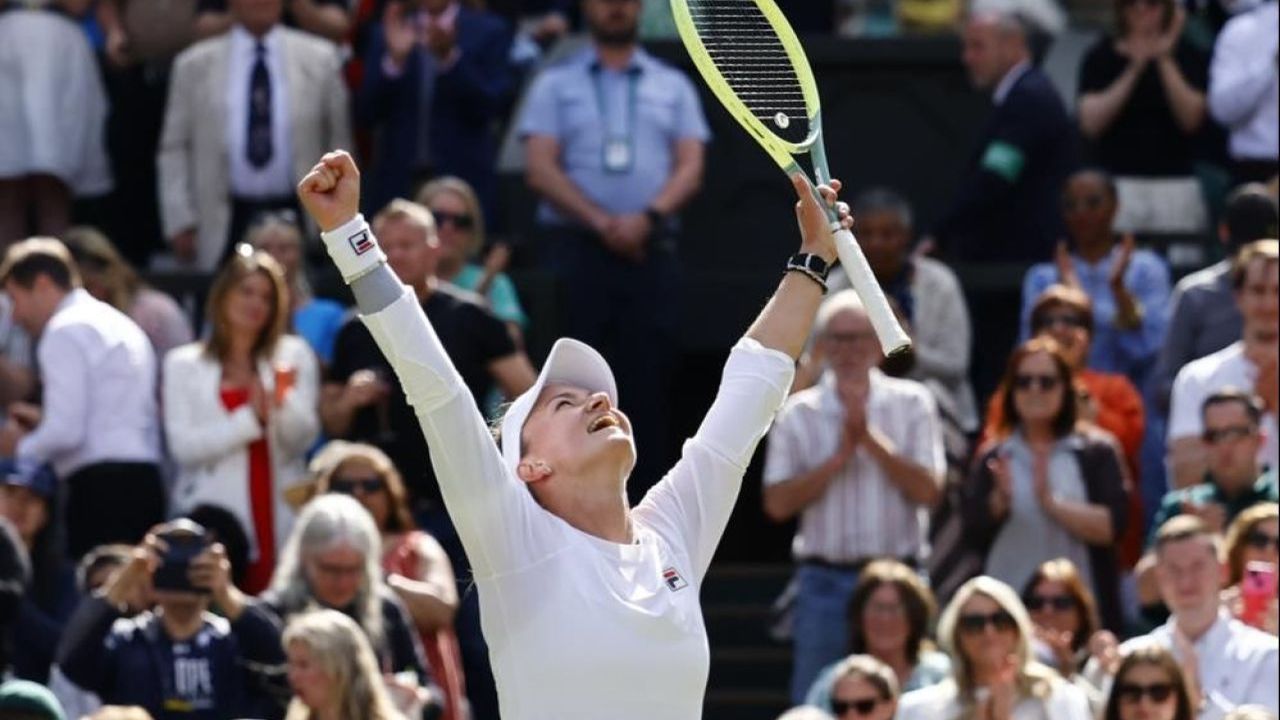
[319,214,386,283]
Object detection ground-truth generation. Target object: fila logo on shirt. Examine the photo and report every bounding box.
[662,567,688,592]
[349,229,374,256]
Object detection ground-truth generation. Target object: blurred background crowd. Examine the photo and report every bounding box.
[0,0,1276,716]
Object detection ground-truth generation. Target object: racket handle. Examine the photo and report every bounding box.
[831,227,912,357]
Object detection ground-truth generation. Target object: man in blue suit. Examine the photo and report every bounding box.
[357,0,514,219]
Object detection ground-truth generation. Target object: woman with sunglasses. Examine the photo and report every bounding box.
[823,655,900,720]
[416,177,527,341]
[1221,502,1279,634]
[1076,0,1209,234]
[989,284,1147,568]
[1018,168,1170,385]
[804,560,950,712]
[308,441,469,720]
[296,149,850,719]
[247,212,348,367]
[964,337,1129,634]
[898,576,1090,720]
[164,249,320,594]
[1021,559,1102,678]
[1102,646,1195,720]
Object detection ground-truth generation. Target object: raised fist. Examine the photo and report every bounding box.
[297,150,362,232]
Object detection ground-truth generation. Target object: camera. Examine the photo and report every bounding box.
[152,519,211,594]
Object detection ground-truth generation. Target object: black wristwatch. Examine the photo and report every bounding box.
[787,252,831,280]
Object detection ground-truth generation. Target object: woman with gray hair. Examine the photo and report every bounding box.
[283,609,408,720]
[897,576,1090,720]
[200,493,437,719]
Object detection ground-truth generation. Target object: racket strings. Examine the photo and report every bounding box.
[686,0,811,144]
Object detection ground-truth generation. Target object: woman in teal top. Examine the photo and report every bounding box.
[416,177,529,337]
[805,560,951,712]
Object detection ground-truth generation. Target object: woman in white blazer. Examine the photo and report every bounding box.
[164,247,319,593]
[897,576,1091,720]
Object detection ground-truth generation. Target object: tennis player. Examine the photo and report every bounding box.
[297,149,851,719]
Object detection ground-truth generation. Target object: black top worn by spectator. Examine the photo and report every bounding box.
[328,283,515,511]
[231,588,430,719]
[1079,38,1209,176]
[56,595,252,720]
[938,66,1077,263]
[196,0,348,30]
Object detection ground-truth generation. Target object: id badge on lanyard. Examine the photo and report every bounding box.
[594,67,639,175]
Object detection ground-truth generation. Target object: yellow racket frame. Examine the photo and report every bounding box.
[670,0,913,356]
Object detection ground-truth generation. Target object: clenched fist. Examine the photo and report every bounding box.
[297,150,362,232]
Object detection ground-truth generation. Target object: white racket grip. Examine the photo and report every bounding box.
[832,227,912,356]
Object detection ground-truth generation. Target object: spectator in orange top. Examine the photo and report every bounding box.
[983,284,1145,567]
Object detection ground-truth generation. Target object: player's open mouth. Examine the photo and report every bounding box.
[588,414,620,434]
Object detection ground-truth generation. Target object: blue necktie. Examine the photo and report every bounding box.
[247,41,272,169]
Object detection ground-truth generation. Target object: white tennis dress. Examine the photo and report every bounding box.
[360,288,794,720]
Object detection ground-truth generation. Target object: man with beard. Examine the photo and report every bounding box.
[518,0,708,499]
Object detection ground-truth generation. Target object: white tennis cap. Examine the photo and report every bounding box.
[500,338,618,474]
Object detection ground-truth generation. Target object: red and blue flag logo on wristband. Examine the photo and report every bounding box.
[349,229,374,255]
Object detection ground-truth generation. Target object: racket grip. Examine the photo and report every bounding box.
[831,227,912,357]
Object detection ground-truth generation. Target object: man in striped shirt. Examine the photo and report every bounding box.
[764,289,946,704]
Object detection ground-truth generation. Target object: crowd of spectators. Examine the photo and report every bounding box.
[0,0,1276,717]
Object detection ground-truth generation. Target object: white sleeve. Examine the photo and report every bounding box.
[1167,364,1205,442]
[358,288,555,578]
[1208,17,1278,126]
[632,337,794,581]
[16,330,90,464]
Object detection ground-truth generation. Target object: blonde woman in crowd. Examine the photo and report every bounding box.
[897,576,1091,720]
[283,609,408,720]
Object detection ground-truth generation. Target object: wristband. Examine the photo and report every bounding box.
[320,214,386,283]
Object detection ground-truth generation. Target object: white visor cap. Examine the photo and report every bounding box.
[499,338,618,474]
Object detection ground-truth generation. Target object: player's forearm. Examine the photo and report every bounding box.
[746,271,827,360]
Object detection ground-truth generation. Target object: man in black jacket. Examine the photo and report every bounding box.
[938,8,1076,264]
[55,523,262,719]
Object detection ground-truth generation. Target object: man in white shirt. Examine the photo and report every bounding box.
[0,238,162,559]
[1169,240,1279,488]
[1208,0,1279,185]
[763,289,945,703]
[1112,515,1279,718]
[158,0,351,270]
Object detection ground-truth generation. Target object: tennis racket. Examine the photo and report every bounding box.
[669,0,912,356]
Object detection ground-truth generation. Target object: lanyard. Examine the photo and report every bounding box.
[590,63,641,173]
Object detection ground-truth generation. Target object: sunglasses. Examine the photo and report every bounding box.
[1202,425,1255,444]
[832,697,882,716]
[1116,683,1175,704]
[329,476,386,495]
[1014,373,1062,392]
[1033,313,1088,332]
[1024,594,1077,612]
[431,210,474,230]
[958,610,1017,635]
[1244,531,1280,552]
